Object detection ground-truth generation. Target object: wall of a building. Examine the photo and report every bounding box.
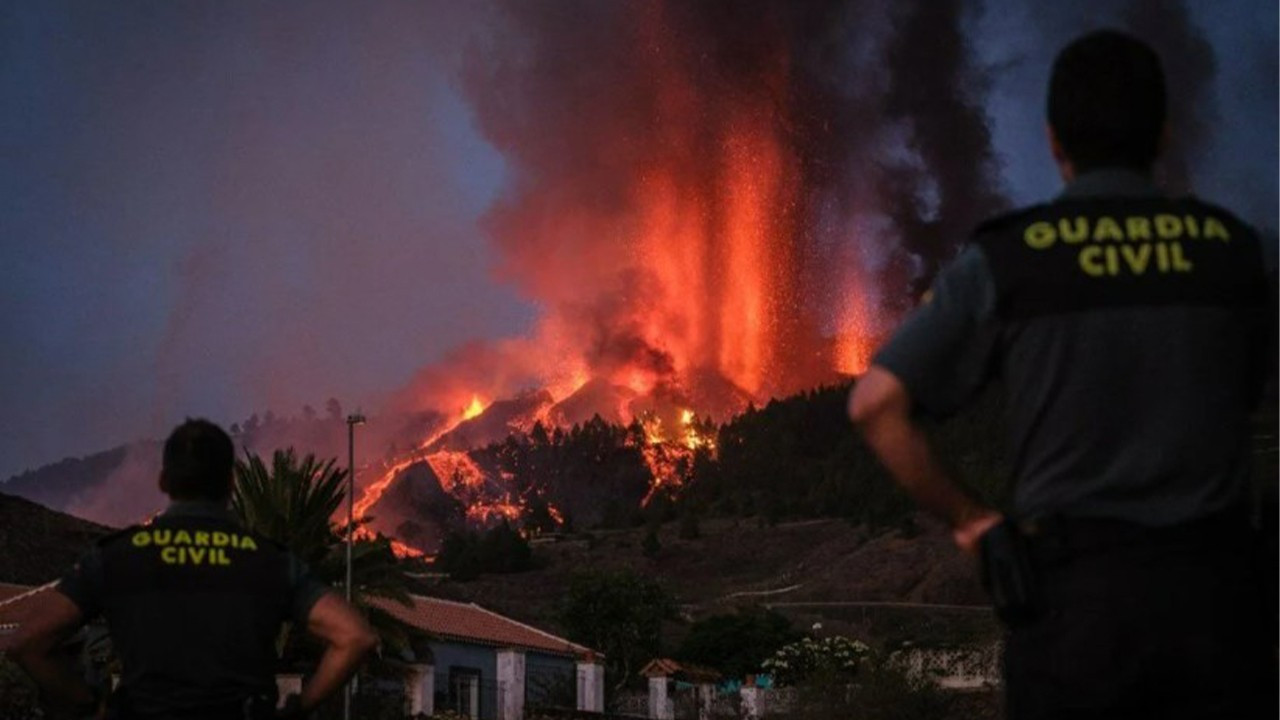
[525,652,576,708]
[432,641,499,719]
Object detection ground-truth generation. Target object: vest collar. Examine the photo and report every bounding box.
[161,500,236,522]
[1060,168,1163,200]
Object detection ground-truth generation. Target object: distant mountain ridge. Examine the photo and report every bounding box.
[5,444,133,509]
[0,405,428,528]
[3,441,165,527]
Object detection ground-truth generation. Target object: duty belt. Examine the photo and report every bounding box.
[1017,506,1253,563]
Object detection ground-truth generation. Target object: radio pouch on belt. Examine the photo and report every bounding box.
[980,519,1042,625]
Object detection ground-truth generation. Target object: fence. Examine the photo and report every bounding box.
[608,691,649,717]
[526,658,577,709]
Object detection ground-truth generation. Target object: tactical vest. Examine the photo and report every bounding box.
[973,196,1268,320]
[969,195,1270,525]
[96,514,294,712]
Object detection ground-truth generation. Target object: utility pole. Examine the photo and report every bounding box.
[344,412,366,720]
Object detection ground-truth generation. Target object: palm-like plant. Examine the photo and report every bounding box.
[231,448,420,659]
[232,450,346,569]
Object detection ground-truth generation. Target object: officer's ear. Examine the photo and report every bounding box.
[158,470,171,496]
[1047,124,1075,183]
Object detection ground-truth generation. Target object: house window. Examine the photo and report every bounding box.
[448,667,482,719]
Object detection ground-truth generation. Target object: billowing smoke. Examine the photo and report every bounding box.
[65,443,163,527]
[877,0,1006,288]
[402,0,1006,418]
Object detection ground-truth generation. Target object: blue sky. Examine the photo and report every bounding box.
[1,1,1274,480]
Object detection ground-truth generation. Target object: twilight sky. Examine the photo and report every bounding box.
[1,1,1275,481]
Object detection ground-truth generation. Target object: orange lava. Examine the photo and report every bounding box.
[463,395,486,420]
[390,539,427,559]
[424,450,486,493]
[348,409,474,544]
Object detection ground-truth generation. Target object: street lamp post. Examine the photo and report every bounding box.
[344,412,366,720]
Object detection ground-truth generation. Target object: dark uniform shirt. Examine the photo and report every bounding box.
[57,501,329,715]
[875,169,1271,526]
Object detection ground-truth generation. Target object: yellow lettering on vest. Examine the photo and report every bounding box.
[214,548,232,565]
[1171,242,1194,272]
[1155,243,1171,272]
[1024,221,1057,249]
[1093,216,1124,242]
[161,546,179,564]
[212,532,230,547]
[1125,216,1152,240]
[1059,216,1089,244]
[1104,246,1120,276]
[1155,214,1183,239]
[1120,244,1152,274]
[173,530,192,545]
[188,548,206,565]
[1079,247,1106,276]
[132,532,151,547]
[194,531,210,547]
[153,529,171,546]
[239,536,258,552]
[1203,217,1231,242]
[1184,215,1200,238]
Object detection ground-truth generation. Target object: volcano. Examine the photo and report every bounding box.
[352,0,1010,554]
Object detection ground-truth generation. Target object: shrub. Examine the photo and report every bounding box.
[762,635,870,687]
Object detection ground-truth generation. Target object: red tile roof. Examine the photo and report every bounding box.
[0,585,598,662]
[0,582,56,624]
[641,658,721,683]
[0,582,58,652]
[371,594,598,660]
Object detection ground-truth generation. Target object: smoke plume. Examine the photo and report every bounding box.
[1121,0,1218,194]
[402,0,1007,415]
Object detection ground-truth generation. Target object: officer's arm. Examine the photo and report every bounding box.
[298,591,378,711]
[10,590,100,716]
[850,367,1000,552]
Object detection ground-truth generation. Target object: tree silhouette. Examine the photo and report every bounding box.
[558,570,677,694]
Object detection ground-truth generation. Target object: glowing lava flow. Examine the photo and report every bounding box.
[388,539,426,559]
[349,398,493,556]
[424,450,536,525]
[426,450,487,492]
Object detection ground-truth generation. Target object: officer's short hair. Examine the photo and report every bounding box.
[1048,30,1166,173]
[162,419,234,501]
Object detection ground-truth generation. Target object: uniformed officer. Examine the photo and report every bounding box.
[849,31,1274,718]
[12,419,377,718]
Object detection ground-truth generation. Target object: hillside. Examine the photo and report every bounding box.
[423,514,999,654]
[0,492,112,585]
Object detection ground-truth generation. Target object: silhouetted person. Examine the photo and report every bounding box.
[13,418,377,718]
[850,31,1274,718]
